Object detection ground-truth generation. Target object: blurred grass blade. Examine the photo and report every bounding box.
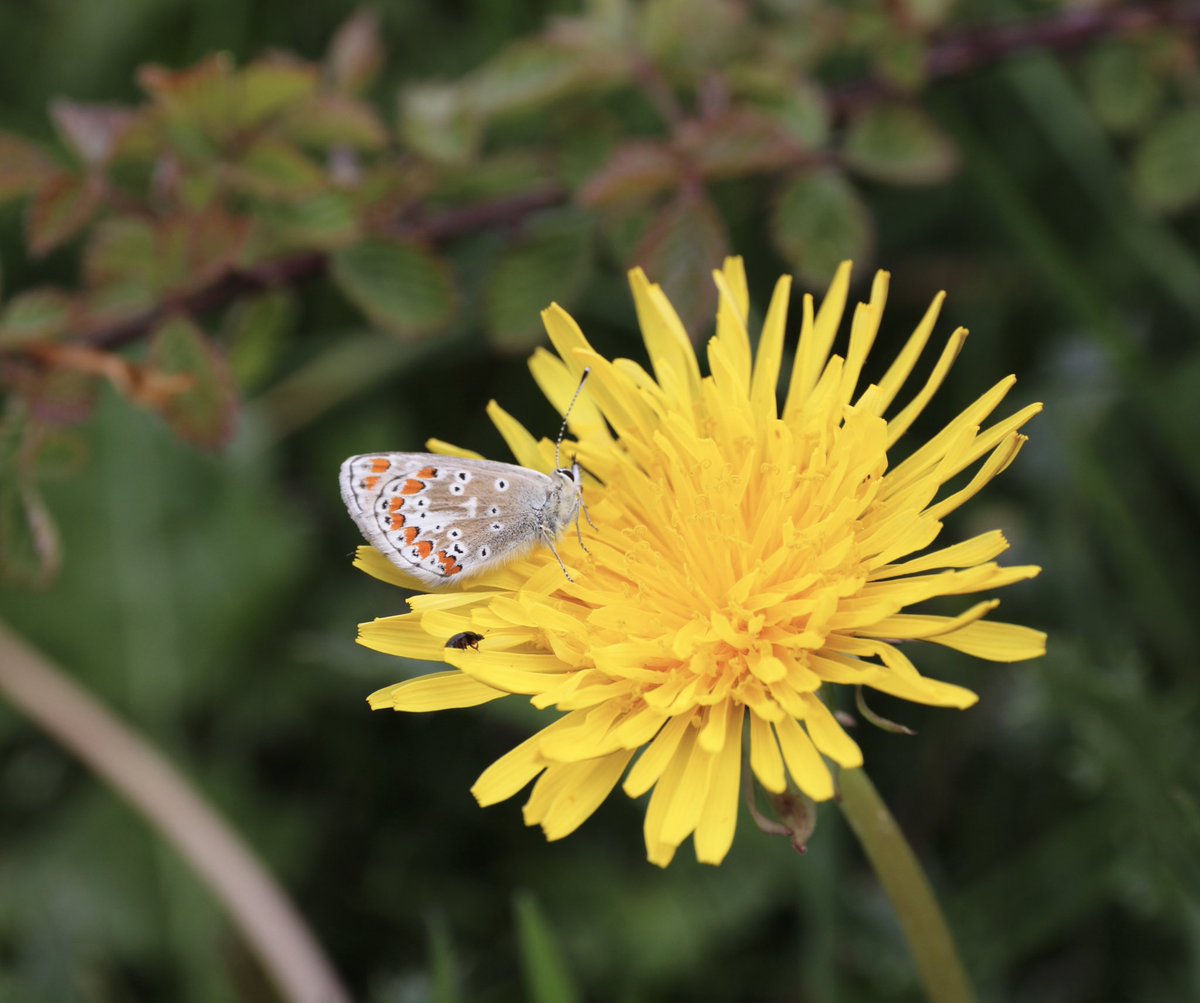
[427,914,464,1003]
[513,891,581,1003]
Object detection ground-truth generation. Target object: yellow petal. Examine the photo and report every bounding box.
[535,751,635,840]
[774,715,834,800]
[749,275,792,417]
[927,619,1048,662]
[749,710,787,793]
[367,671,508,711]
[693,703,744,864]
[799,693,862,767]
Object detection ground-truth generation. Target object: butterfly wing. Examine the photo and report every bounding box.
[340,452,552,586]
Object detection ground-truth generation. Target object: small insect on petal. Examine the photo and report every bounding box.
[446,631,484,650]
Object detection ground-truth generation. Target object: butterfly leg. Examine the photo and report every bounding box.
[574,510,592,556]
[546,537,575,583]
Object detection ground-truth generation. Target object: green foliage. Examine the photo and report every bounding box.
[331,240,457,338]
[771,169,873,287]
[842,103,958,185]
[1,1,1199,1002]
[1132,108,1200,214]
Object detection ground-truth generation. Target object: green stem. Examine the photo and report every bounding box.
[837,767,977,1003]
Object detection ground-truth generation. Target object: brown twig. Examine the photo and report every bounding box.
[0,621,353,1003]
[832,3,1200,115]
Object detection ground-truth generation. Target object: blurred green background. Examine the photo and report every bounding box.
[2,1,1199,1001]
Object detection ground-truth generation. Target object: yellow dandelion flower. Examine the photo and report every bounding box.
[354,259,1046,867]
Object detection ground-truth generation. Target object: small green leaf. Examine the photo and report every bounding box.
[83,217,157,288]
[250,191,360,255]
[1131,109,1200,214]
[872,33,927,91]
[772,169,873,287]
[146,316,238,450]
[1084,43,1163,135]
[282,94,388,150]
[326,8,385,95]
[0,131,58,203]
[222,290,296,390]
[682,110,801,180]
[153,211,251,295]
[0,289,74,348]
[484,211,593,352]
[463,39,611,119]
[842,103,957,186]
[634,192,728,335]
[513,892,581,1003]
[229,138,326,200]
[578,141,680,207]
[26,173,102,257]
[331,240,456,338]
[400,83,481,166]
[236,57,318,129]
[138,54,237,145]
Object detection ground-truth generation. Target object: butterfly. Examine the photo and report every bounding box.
[340,371,592,588]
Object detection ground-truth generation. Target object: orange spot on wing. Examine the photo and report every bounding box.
[401,479,424,495]
[362,475,380,490]
[404,526,419,545]
[437,550,462,576]
[388,497,404,512]
[370,458,391,473]
[417,466,438,479]
[416,540,433,559]
[389,513,406,531]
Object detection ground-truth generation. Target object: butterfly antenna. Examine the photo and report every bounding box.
[555,368,591,469]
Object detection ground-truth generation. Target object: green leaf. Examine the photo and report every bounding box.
[842,103,957,186]
[222,290,296,391]
[682,110,801,180]
[249,191,360,255]
[634,192,728,335]
[578,141,680,207]
[399,83,481,166]
[83,217,157,287]
[0,131,58,204]
[228,138,326,200]
[146,316,238,450]
[281,94,388,150]
[331,240,456,338]
[771,169,873,287]
[26,173,102,257]
[0,289,74,348]
[138,54,237,146]
[1131,109,1200,214]
[325,8,385,95]
[513,892,581,1003]
[235,57,318,129]
[463,39,612,119]
[152,211,252,295]
[1084,43,1163,136]
[484,211,593,352]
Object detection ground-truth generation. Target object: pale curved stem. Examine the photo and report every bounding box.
[0,621,352,1003]
[838,766,977,1003]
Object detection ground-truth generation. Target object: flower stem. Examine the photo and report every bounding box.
[837,767,977,1003]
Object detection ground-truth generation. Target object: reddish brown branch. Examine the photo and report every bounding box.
[833,3,1200,115]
